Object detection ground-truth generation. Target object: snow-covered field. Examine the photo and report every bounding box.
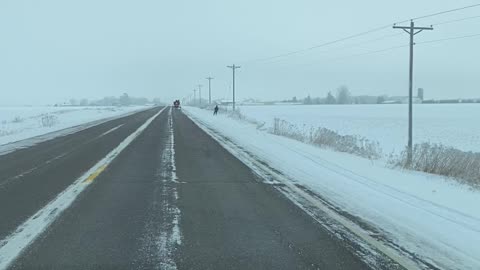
[237,104,480,154]
[0,106,150,147]
[185,106,480,270]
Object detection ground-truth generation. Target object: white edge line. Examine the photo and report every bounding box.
[0,107,167,270]
[97,123,125,138]
[182,109,423,270]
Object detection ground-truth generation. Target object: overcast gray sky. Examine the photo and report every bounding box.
[1,0,480,105]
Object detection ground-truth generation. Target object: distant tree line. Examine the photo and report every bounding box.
[300,86,386,105]
[302,85,351,105]
[61,93,164,107]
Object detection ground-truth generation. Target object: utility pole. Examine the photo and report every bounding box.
[198,84,203,105]
[206,77,214,104]
[227,64,240,111]
[193,89,197,105]
[189,93,193,104]
[393,20,433,166]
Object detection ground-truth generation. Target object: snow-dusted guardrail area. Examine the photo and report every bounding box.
[184,106,480,270]
[0,106,151,153]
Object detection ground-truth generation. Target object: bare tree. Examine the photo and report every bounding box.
[119,93,131,106]
[336,85,351,104]
[80,99,89,106]
[326,92,336,104]
[304,95,312,105]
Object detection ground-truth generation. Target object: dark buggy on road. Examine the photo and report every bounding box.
[173,100,181,109]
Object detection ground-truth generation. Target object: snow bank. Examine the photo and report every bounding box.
[0,106,150,147]
[185,106,480,270]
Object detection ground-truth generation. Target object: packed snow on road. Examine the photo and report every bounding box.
[185,105,480,270]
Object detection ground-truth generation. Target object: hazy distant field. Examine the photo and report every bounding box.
[238,104,480,153]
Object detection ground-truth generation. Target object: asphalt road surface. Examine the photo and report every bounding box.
[0,107,376,269]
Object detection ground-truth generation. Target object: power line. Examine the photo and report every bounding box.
[432,15,480,26]
[266,31,480,71]
[254,33,405,66]
[292,32,480,67]
[333,32,480,59]
[417,32,480,45]
[326,32,480,60]
[242,24,392,64]
[331,44,409,61]
[303,32,480,65]
[240,3,480,65]
[335,33,404,49]
[274,44,408,70]
[411,3,480,21]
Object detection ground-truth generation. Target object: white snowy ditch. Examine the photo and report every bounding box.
[0,106,150,156]
[0,107,166,270]
[184,106,480,270]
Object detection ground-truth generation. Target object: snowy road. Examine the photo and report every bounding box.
[0,107,407,269]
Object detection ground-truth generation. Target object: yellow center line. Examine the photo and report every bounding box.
[84,165,107,183]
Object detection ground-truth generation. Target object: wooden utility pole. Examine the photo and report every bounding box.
[198,84,203,105]
[227,64,240,111]
[206,77,214,104]
[393,21,433,165]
